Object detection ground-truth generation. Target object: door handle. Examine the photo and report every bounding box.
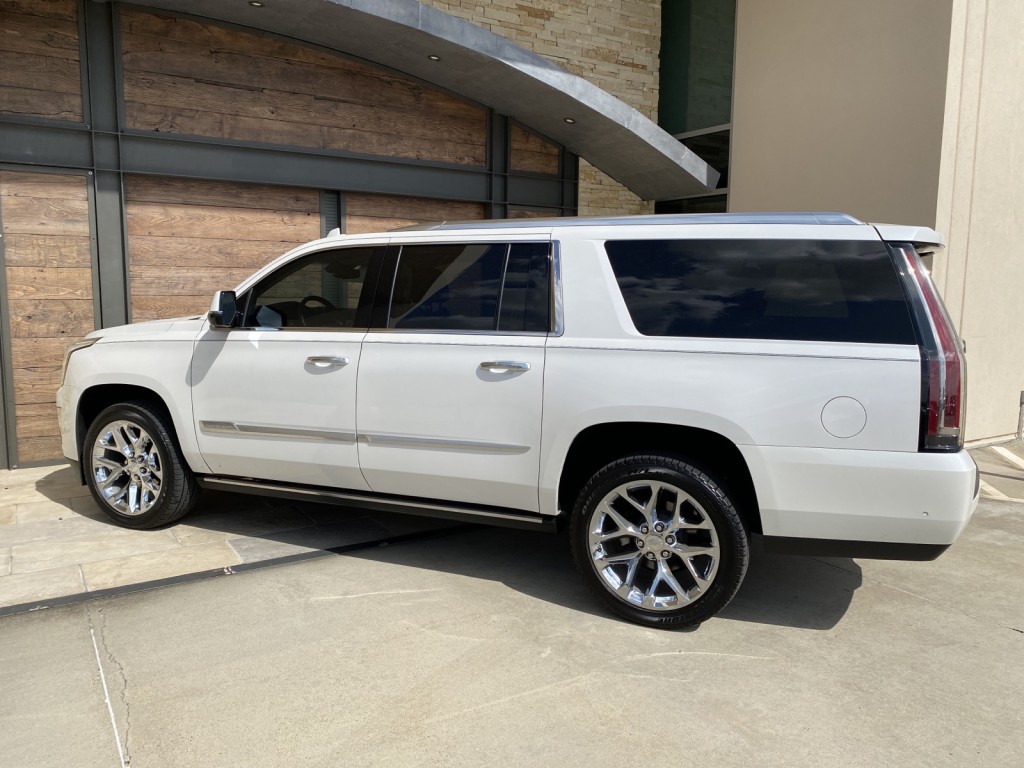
[479,360,531,373]
[306,355,350,368]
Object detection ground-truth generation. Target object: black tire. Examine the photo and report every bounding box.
[570,453,749,629]
[83,400,199,529]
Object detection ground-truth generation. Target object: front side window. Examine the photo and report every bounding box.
[605,239,916,344]
[244,246,380,329]
[389,242,550,333]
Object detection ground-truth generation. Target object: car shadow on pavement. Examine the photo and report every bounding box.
[341,524,861,631]
[32,471,860,631]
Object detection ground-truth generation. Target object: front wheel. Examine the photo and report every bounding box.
[570,454,749,628]
[83,400,199,529]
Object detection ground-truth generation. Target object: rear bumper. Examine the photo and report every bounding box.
[740,445,978,551]
[761,536,949,561]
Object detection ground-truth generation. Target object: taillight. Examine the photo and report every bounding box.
[889,243,966,452]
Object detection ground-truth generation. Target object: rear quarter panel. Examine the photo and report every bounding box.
[540,229,923,514]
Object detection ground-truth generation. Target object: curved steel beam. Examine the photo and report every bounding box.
[124,0,719,199]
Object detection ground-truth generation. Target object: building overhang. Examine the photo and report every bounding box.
[122,0,719,200]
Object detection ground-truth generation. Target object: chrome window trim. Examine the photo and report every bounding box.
[208,325,368,334]
[360,328,548,338]
[551,239,564,337]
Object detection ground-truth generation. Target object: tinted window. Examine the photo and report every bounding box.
[389,242,551,332]
[605,239,915,344]
[245,247,379,329]
[498,243,550,333]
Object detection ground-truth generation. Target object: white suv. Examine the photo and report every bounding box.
[57,213,978,627]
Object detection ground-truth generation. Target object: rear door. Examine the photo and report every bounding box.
[356,238,552,512]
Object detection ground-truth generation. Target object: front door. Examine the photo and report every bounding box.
[191,244,382,489]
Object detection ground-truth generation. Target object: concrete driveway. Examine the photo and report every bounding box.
[1,477,1022,767]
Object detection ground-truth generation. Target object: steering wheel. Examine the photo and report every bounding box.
[300,295,337,311]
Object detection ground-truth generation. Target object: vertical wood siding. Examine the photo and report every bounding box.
[1,171,93,463]
[0,0,82,122]
[120,10,488,166]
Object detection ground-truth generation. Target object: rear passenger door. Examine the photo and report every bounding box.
[356,239,552,512]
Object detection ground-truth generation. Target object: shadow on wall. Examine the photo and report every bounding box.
[33,468,860,631]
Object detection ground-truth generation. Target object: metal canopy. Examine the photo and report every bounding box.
[123,0,720,200]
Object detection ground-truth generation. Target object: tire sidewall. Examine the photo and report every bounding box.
[570,457,748,628]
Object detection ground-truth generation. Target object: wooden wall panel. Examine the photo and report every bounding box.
[510,124,560,176]
[1,171,93,463]
[345,194,485,235]
[121,10,487,166]
[0,0,82,122]
[125,176,320,322]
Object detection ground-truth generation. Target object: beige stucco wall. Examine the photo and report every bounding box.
[933,0,1024,441]
[728,0,952,227]
[421,0,658,215]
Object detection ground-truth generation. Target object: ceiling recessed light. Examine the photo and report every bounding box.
[564,117,576,124]
[427,55,441,62]
[248,1,264,7]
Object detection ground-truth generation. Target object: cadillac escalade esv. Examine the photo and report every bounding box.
[57,213,978,627]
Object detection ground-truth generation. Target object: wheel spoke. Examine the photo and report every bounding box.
[656,560,690,603]
[98,468,125,490]
[94,455,123,472]
[623,552,643,587]
[601,503,640,537]
[111,426,131,456]
[127,480,140,513]
[618,487,648,515]
[670,542,715,559]
[678,500,713,530]
[642,482,663,523]
[600,550,643,567]
[682,555,711,590]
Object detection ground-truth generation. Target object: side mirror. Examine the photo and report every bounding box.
[209,290,240,329]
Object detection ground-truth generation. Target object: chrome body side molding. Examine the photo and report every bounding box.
[196,476,556,532]
[199,422,528,454]
[199,421,357,443]
[357,433,530,454]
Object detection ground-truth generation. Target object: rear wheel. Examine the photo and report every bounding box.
[84,401,199,529]
[570,454,749,628]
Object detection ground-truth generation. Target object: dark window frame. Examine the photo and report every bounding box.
[373,240,554,335]
[238,245,386,331]
[605,238,918,345]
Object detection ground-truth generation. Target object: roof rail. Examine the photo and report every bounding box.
[389,212,863,232]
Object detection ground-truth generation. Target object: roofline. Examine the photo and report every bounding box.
[386,212,865,232]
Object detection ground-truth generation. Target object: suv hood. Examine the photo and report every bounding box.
[87,315,207,341]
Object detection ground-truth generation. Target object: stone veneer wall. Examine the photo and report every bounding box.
[422,0,660,215]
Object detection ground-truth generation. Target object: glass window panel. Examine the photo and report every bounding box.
[245,247,378,329]
[605,239,916,344]
[389,243,506,331]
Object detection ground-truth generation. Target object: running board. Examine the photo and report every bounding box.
[197,476,556,532]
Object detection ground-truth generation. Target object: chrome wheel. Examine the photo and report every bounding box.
[587,480,721,611]
[91,419,163,516]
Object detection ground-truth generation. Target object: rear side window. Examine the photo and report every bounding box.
[605,239,916,344]
[389,242,550,332]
